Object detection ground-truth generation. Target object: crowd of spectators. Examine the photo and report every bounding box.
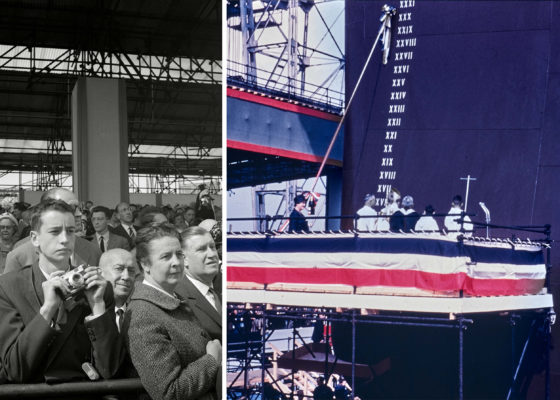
[0,188,223,400]
[0,194,222,274]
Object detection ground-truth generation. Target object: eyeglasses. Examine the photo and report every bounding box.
[0,225,14,230]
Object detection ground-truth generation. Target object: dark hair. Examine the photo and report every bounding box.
[452,195,463,206]
[31,199,74,231]
[91,205,111,219]
[138,206,166,227]
[181,226,212,248]
[135,223,180,266]
[13,202,29,212]
[425,205,435,215]
[173,213,185,224]
[294,194,306,205]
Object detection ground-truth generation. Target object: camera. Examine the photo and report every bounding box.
[61,265,88,298]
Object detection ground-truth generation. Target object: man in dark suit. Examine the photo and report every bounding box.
[91,206,130,252]
[99,248,138,331]
[175,226,222,342]
[4,188,101,273]
[0,199,124,383]
[112,202,140,249]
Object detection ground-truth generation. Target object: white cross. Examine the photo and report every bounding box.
[460,175,477,212]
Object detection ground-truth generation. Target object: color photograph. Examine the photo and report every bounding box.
[225,1,558,399]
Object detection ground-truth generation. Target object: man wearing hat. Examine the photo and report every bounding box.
[288,194,310,233]
[356,194,378,231]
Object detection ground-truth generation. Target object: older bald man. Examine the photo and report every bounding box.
[99,249,138,332]
[4,188,101,273]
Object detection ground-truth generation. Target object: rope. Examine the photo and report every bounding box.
[310,5,396,193]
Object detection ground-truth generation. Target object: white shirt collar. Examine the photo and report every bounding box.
[115,304,127,313]
[38,264,69,280]
[142,279,176,299]
[96,231,109,242]
[186,274,213,296]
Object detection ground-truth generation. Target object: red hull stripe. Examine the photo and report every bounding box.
[227,87,342,122]
[227,139,343,167]
[227,266,544,297]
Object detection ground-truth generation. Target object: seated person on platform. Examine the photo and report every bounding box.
[356,193,378,231]
[0,199,124,383]
[124,223,221,400]
[288,194,310,233]
[175,226,222,342]
[5,188,101,273]
[91,206,130,252]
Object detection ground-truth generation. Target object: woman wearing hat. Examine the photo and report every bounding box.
[289,194,310,233]
[0,213,18,274]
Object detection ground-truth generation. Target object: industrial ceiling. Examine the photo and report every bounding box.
[0,0,221,182]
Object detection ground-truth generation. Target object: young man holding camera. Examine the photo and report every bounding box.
[0,199,124,383]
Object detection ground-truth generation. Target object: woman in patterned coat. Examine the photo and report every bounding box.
[124,223,221,400]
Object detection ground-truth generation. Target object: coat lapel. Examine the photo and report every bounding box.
[183,278,221,326]
[22,263,44,311]
[27,264,89,371]
[43,297,89,372]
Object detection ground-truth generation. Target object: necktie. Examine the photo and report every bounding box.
[128,227,135,239]
[208,287,222,316]
[116,308,124,333]
[99,236,105,253]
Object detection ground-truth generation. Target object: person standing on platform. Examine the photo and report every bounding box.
[390,195,420,233]
[444,195,473,236]
[356,194,378,231]
[289,194,310,233]
[415,205,440,233]
[380,187,401,217]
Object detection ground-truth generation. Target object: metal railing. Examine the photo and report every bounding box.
[227,60,344,112]
[0,378,146,398]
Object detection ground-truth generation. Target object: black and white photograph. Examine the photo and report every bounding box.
[0,1,222,399]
